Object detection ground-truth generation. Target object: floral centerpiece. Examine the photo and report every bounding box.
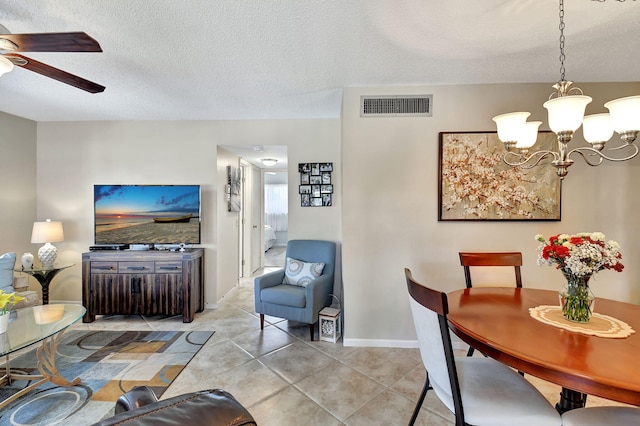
[0,289,24,314]
[0,289,24,333]
[535,232,624,323]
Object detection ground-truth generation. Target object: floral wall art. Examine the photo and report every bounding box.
[438,131,561,221]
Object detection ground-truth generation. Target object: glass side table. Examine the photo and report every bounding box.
[14,264,74,305]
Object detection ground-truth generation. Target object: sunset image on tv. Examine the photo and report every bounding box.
[94,185,201,244]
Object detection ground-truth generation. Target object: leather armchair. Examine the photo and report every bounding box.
[92,386,256,426]
[255,239,336,340]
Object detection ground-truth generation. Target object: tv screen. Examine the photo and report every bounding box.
[94,185,201,245]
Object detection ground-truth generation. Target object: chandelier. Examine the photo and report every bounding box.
[493,0,640,179]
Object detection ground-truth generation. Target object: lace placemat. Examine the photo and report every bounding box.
[529,305,635,338]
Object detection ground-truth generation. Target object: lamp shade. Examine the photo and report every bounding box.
[583,113,614,144]
[31,220,64,244]
[516,121,542,149]
[0,56,13,76]
[604,95,640,133]
[492,112,530,142]
[543,95,592,133]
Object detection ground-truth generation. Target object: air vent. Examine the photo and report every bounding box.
[360,95,432,117]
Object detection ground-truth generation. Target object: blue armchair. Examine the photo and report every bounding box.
[254,240,336,340]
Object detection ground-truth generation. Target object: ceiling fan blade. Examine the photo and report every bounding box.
[0,32,102,52]
[5,54,105,93]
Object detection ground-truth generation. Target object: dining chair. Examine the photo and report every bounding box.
[459,251,523,357]
[561,406,640,425]
[458,252,523,289]
[405,268,561,426]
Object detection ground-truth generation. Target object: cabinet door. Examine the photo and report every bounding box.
[91,273,132,315]
[139,273,183,316]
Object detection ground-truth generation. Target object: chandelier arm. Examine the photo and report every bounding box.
[503,150,559,169]
[606,142,637,152]
[568,145,640,165]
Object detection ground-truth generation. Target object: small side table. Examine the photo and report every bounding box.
[15,263,74,305]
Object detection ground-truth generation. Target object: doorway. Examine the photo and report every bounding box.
[264,170,288,267]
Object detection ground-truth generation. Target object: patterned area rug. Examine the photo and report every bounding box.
[0,329,214,425]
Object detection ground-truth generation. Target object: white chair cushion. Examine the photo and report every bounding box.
[562,406,640,425]
[456,357,561,426]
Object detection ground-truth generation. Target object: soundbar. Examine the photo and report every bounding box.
[89,244,129,251]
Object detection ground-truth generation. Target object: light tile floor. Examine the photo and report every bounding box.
[72,268,628,425]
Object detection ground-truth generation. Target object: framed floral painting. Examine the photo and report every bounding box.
[438,131,561,221]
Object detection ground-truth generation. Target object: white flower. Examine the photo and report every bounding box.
[591,232,605,242]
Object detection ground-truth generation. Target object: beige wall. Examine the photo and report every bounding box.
[0,111,38,290]
[342,82,640,346]
[5,81,640,346]
[216,146,241,304]
[33,119,341,307]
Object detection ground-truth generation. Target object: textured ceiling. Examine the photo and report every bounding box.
[0,0,639,122]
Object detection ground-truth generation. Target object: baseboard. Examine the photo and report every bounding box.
[343,338,467,350]
[48,299,82,305]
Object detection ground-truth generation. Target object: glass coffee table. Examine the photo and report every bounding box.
[0,303,86,410]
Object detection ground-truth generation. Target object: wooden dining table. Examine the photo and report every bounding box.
[447,287,640,413]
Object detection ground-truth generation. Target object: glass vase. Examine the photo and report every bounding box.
[559,273,595,323]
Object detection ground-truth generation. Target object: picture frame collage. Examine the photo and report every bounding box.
[299,162,333,207]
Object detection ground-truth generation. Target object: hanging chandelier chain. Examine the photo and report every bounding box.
[558,0,566,82]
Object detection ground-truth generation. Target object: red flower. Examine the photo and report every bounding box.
[569,236,584,245]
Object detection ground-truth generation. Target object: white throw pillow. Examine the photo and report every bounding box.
[283,257,325,287]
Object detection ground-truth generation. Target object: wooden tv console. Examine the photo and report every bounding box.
[82,249,204,323]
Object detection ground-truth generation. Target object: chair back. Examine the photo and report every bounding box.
[458,252,523,288]
[285,240,336,281]
[405,268,464,419]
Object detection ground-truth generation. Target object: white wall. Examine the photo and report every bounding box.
[34,118,342,307]
[0,111,37,290]
[342,82,640,347]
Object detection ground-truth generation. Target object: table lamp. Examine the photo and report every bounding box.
[31,219,64,268]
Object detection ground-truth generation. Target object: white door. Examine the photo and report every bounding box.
[250,165,262,273]
[240,161,262,277]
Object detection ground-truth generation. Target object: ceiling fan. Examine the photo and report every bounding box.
[0,24,105,93]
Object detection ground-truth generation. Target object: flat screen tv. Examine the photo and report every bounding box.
[94,185,201,245]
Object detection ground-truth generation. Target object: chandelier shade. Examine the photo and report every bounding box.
[604,95,640,134]
[583,114,614,144]
[543,95,592,133]
[516,121,542,149]
[492,112,530,147]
